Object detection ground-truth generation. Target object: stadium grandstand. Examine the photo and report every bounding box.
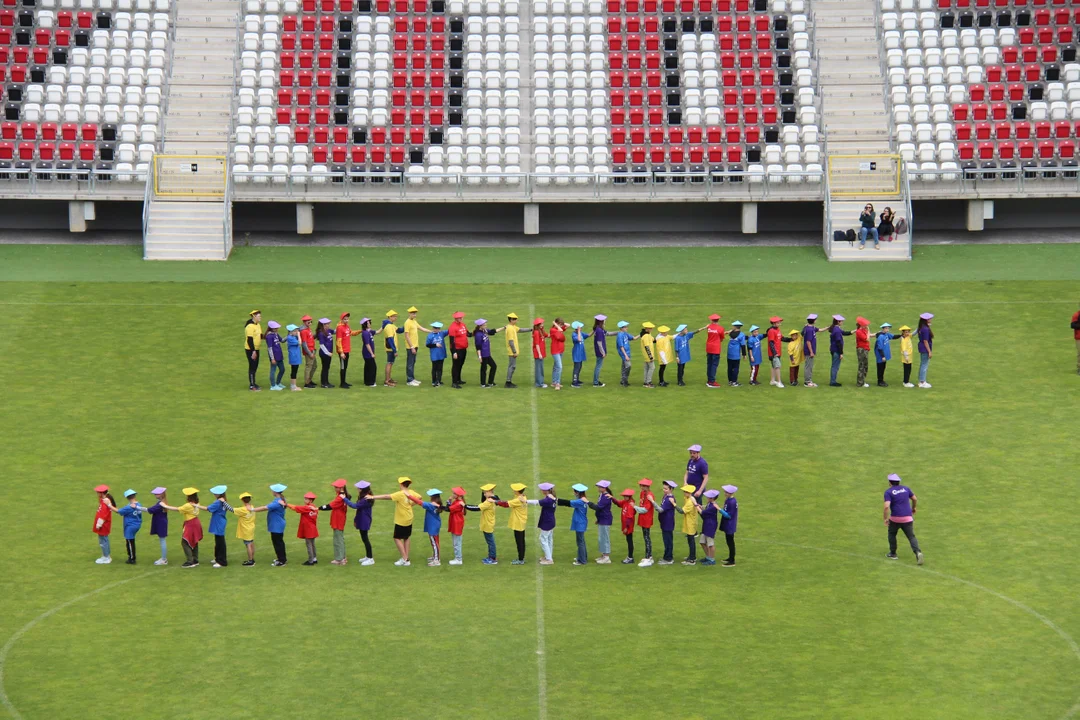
[1,0,1079,258]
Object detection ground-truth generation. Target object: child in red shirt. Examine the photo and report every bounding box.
[318,479,350,565]
[855,316,874,388]
[549,319,567,390]
[447,487,467,565]
[613,489,642,564]
[636,479,656,566]
[289,492,321,565]
[93,485,116,564]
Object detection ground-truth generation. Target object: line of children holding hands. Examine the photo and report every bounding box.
[91,476,740,568]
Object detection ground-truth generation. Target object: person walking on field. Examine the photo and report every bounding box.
[403,306,435,387]
[299,315,318,388]
[917,313,935,388]
[884,473,923,565]
[1072,302,1080,375]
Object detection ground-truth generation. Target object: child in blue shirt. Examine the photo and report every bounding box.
[285,324,303,392]
[746,325,764,385]
[557,484,590,565]
[874,322,899,387]
[426,322,450,387]
[417,490,444,566]
[570,322,590,388]
[116,489,145,564]
[673,324,705,387]
[726,321,748,386]
[616,320,633,387]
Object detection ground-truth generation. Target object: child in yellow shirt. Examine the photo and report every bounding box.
[787,329,804,387]
[506,482,529,565]
[899,325,915,387]
[676,484,700,565]
[478,483,502,564]
[640,322,656,388]
[655,326,673,387]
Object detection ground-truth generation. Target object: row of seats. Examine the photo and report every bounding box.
[20,0,169,10]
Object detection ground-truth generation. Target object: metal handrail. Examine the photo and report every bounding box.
[823,169,833,257]
[902,164,913,260]
[141,168,153,259]
[222,163,233,258]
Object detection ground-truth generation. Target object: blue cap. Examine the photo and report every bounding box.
[427,488,442,497]
[123,489,137,498]
[571,321,584,329]
[617,320,629,328]
[880,322,892,328]
[269,483,287,493]
[571,483,588,492]
[749,325,760,332]
[285,324,298,332]
[431,321,443,329]
[731,320,743,326]
[210,485,227,495]
[676,324,687,332]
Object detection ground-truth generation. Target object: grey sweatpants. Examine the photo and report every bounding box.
[804,355,815,384]
[643,361,655,384]
[333,529,346,561]
[621,358,631,384]
[506,356,518,383]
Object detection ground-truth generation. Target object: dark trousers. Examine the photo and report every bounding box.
[658,364,667,384]
[575,531,587,563]
[246,349,260,387]
[125,538,136,562]
[686,534,697,561]
[903,363,912,384]
[480,356,497,385]
[431,359,444,384]
[270,532,287,563]
[182,539,199,563]
[888,521,921,555]
[290,364,299,380]
[451,350,466,384]
[214,534,228,566]
[338,352,350,385]
[625,532,634,558]
[677,362,685,383]
[514,529,526,561]
[358,529,373,558]
[642,527,652,558]
[363,356,377,386]
[789,365,800,385]
[706,353,720,383]
[662,529,673,561]
[727,358,740,383]
[877,361,887,383]
[320,353,332,385]
[405,351,417,382]
[725,533,736,562]
[573,360,583,384]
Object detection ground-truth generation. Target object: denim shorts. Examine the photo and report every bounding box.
[386,351,397,363]
[243,539,254,546]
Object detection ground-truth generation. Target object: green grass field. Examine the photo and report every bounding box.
[2,244,1079,720]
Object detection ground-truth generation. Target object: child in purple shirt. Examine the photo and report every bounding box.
[146,487,169,565]
[916,313,934,388]
[719,485,738,567]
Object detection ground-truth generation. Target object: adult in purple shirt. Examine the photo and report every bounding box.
[883,473,923,564]
[592,314,608,387]
[683,444,709,499]
[828,315,852,387]
[360,319,378,388]
[801,313,821,387]
[916,312,934,388]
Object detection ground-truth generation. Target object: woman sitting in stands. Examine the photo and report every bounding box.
[878,207,895,243]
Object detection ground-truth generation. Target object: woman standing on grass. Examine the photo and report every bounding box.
[316,318,335,388]
[828,315,851,387]
[244,310,263,391]
[92,484,116,564]
[917,313,934,388]
[160,487,204,568]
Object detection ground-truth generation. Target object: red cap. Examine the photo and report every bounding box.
[340,312,350,320]
[301,315,313,322]
[709,313,721,321]
[533,317,544,325]
[856,316,869,326]
[304,491,317,500]
[638,478,653,486]
[94,484,110,493]
[620,488,635,497]
[453,311,465,319]
[452,486,466,496]
[331,479,346,488]
[769,316,783,323]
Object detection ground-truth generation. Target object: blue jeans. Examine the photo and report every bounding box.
[859,227,879,246]
[575,531,587,563]
[706,353,720,383]
[483,531,496,559]
[551,353,563,385]
[534,358,545,387]
[270,362,284,386]
[830,352,842,384]
[919,353,930,383]
[598,524,611,554]
[99,535,110,557]
[405,351,416,382]
[593,355,605,384]
[158,536,168,560]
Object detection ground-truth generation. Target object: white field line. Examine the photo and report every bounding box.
[529,303,548,720]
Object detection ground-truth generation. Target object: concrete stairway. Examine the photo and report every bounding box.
[143,0,236,260]
[826,200,910,261]
[814,0,892,156]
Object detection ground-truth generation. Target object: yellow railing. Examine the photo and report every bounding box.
[827,154,902,198]
[152,154,227,198]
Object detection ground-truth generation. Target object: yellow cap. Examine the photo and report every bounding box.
[898,325,912,331]
[680,484,695,493]
[407,306,418,313]
[480,483,497,492]
[642,321,656,329]
[507,312,518,320]
[182,487,199,495]
[397,476,412,485]
[657,325,670,333]
[386,310,398,318]
[239,492,252,500]
[510,482,526,492]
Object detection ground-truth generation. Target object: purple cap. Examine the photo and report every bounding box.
[595,480,611,488]
[359,317,371,325]
[151,486,166,495]
[687,444,702,452]
[887,473,902,483]
[538,482,554,491]
[920,312,934,320]
[806,313,818,320]
[474,318,487,326]
[594,314,607,321]
[267,320,281,329]
[721,484,738,494]
[703,489,721,499]
[663,480,678,488]
[354,481,371,489]
[832,314,845,321]
[318,317,331,324]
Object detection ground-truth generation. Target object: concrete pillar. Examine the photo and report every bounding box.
[741,202,758,234]
[296,202,314,235]
[965,199,985,232]
[523,203,540,235]
[68,200,92,232]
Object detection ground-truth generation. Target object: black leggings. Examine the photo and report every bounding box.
[246,349,260,387]
[364,356,377,386]
[358,529,372,558]
[514,529,526,561]
[431,359,444,384]
[686,534,697,561]
[658,364,666,383]
[480,357,497,385]
[214,534,228,566]
[677,363,685,383]
[270,532,287,563]
[625,532,634,558]
[125,538,136,562]
[320,353,331,384]
[642,527,652,558]
[338,353,350,385]
[725,533,736,562]
[451,350,466,384]
[290,364,299,380]
[877,361,887,383]
[903,363,912,384]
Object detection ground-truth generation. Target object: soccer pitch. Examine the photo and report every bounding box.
[1,243,1078,720]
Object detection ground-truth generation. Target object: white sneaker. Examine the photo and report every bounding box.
[154,558,167,566]
[776,382,784,388]
[393,558,405,566]
[212,562,223,568]
[595,556,611,564]
[95,557,109,564]
[449,558,462,565]
[922,382,932,388]
[360,557,375,565]
[903,382,915,388]
[408,380,421,386]
[401,560,411,566]
[638,558,654,567]
[862,383,870,388]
